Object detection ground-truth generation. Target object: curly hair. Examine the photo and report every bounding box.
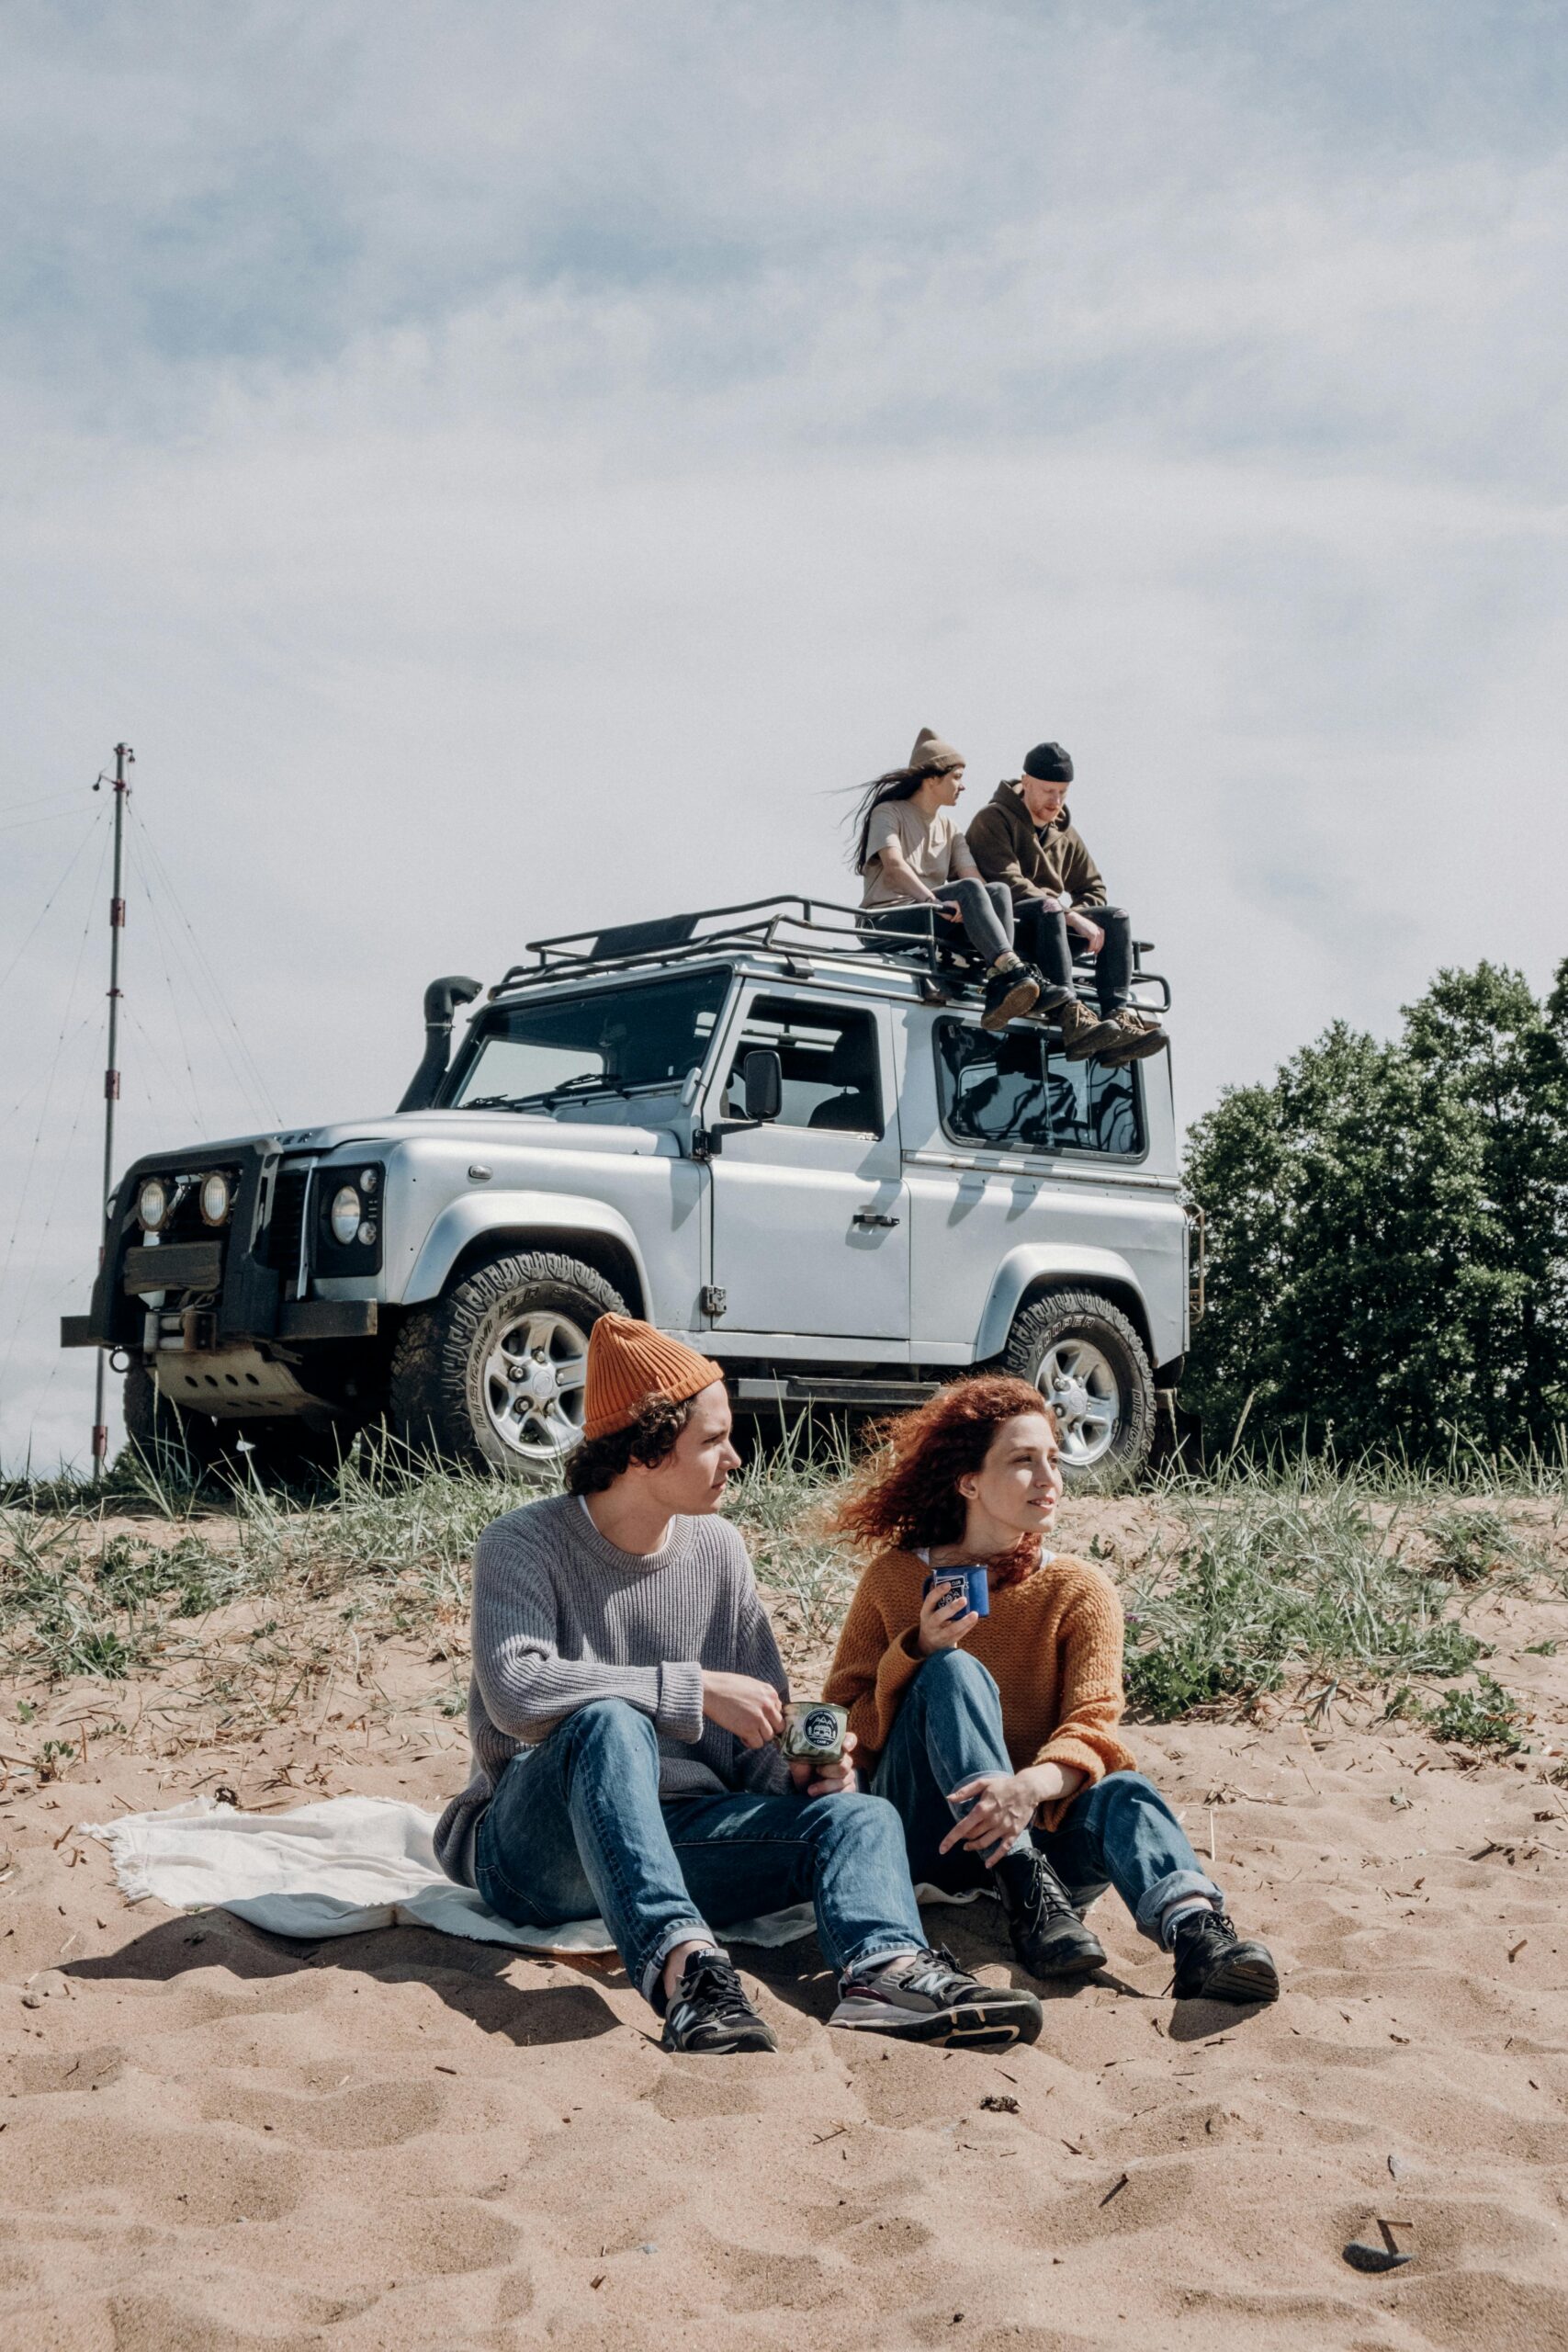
[832,1375,1055,1577]
[565,1392,695,1495]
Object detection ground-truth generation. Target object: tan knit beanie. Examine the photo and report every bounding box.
[582,1314,726,1441]
[909,726,964,775]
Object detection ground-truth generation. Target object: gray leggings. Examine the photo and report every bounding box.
[866,877,1015,965]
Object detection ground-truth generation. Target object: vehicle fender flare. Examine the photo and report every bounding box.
[973,1245,1152,1363]
[398,1192,653,1311]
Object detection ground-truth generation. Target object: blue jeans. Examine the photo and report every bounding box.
[474,1697,927,2006]
[871,1649,1222,1944]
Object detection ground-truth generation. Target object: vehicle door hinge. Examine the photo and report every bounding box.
[700,1285,727,1319]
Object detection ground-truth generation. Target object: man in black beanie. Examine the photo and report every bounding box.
[964,743,1166,1065]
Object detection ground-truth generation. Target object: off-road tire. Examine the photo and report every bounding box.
[122,1360,226,1479]
[387,1251,628,1478]
[1000,1287,1156,1488]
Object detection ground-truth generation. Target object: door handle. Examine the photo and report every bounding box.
[852,1209,900,1228]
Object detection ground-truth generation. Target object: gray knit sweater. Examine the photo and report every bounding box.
[434,1492,791,1884]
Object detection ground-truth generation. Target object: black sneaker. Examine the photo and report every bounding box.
[1170,1910,1280,2006]
[659,1951,777,2053]
[980,963,1041,1032]
[829,1946,1043,2049]
[1028,971,1076,1017]
[996,1849,1106,1981]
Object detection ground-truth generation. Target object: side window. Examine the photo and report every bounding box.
[933,1022,1142,1157]
[724,998,885,1136]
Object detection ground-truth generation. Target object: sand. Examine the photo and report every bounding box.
[3,1497,1566,2350]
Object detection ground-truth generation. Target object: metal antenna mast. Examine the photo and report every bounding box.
[91,741,133,1481]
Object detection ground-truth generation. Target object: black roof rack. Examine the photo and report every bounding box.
[490,894,1170,1012]
[496,897,891,995]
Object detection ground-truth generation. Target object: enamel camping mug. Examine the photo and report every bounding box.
[921,1565,991,1618]
[781,1701,849,1763]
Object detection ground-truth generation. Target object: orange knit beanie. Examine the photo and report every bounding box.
[582,1315,726,1441]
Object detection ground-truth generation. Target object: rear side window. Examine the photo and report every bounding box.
[933,1022,1142,1158]
[724,997,884,1135]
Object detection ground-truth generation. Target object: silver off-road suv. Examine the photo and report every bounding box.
[64,897,1196,1484]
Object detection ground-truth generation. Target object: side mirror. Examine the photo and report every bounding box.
[741,1049,783,1124]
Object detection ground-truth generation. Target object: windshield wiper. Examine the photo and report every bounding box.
[462,1074,635,1114]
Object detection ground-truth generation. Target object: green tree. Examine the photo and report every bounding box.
[1183,960,1568,1463]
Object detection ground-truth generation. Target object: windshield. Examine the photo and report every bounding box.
[447,969,732,1114]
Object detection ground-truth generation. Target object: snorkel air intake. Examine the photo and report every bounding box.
[398,975,481,1113]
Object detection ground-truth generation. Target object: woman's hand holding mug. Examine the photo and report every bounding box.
[917,1579,978,1655]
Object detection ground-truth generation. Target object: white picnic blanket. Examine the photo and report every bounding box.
[83,1793,975,1956]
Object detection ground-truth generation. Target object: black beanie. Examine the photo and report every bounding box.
[1022,741,1073,783]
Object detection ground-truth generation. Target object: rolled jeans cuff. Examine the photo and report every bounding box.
[839,1931,925,1983]
[639,1918,723,2007]
[1134,1870,1223,1946]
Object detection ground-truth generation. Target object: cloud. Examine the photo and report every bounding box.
[3,0,1566,1464]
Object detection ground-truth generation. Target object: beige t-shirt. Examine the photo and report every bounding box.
[861,799,959,910]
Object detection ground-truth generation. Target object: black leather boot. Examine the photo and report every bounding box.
[1169,1910,1279,2005]
[995,1849,1106,1980]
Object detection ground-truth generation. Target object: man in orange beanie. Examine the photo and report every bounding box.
[434,1315,1043,2055]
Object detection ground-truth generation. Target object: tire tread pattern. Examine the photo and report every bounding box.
[387,1250,627,1476]
[998,1285,1156,1488]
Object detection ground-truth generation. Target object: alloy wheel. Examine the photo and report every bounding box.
[1034,1335,1122,1469]
[482,1308,590,1466]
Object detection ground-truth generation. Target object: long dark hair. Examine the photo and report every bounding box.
[849,759,951,874]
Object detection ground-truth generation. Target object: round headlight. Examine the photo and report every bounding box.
[138,1178,169,1231]
[329,1184,362,1246]
[199,1172,231,1227]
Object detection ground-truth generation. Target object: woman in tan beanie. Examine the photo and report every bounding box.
[852,729,1054,1033]
[436,1313,1043,2057]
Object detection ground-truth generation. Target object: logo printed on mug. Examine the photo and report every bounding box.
[922,1564,991,1618]
[782,1700,849,1760]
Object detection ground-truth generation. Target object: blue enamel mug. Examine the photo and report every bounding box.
[921,1565,990,1618]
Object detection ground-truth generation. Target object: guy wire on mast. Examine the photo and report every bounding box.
[91,742,133,1480]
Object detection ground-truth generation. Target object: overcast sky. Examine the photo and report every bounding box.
[4,0,1566,1468]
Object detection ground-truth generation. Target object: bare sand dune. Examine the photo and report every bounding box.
[3,1498,1566,2349]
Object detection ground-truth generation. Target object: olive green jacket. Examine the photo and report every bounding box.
[964,780,1107,909]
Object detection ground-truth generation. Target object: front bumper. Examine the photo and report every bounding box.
[60,1140,378,1354]
[60,1299,377,1350]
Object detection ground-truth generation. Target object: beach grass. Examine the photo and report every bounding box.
[2,1430,1562,1749]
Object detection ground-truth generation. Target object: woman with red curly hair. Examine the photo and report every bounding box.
[823,1378,1279,2007]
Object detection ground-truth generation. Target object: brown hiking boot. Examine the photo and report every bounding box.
[1056,999,1125,1061]
[1096,1009,1168,1064]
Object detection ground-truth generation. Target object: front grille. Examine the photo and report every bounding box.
[264,1164,311,1276]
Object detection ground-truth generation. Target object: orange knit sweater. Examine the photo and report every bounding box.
[823,1547,1136,1831]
